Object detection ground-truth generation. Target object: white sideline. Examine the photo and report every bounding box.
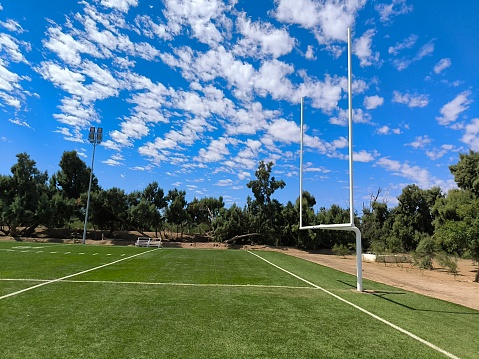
[0,248,158,301]
[248,251,460,359]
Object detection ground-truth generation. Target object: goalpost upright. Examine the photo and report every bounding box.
[299,28,363,292]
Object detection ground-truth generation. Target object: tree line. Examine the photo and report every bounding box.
[1,150,478,280]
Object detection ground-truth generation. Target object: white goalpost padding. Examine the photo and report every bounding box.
[299,28,363,292]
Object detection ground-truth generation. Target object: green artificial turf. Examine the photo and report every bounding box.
[1,241,477,358]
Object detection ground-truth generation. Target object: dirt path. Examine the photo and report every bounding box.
[280,248,479,311]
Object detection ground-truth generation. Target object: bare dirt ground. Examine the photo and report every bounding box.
[252,246,479,311]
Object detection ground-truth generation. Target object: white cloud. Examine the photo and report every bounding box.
[254,59,295,100]
[305,45,316,60]
[100,0,138,12]
[215,178,234,187]
[392,40,434,71]
[354,29,380,67]
[376,125,401,135]
[392,91,428,108]
[388,34,417,55]
[364,95,384,110]
[461,118,479,150]
[434,58,451,74]
[375,0,413,23]
[296,73,344,112]
[267,118,300,144]
[234,13,295,58]
[376,157,434,189]
[102,158,122,166]
[273,0,366,45]
[163,0,230,46]
[353,150,378,162]
[426,144,455,160]
[330,108,372,126]
[9,118,32,128]
[43,26,101,66]
[195,137,231,163]
[0,19,24,33]
[436,91,472,125]
[406,135,432,149]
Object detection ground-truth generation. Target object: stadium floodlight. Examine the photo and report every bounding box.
[299,28,363,292]
[82,127,103,245]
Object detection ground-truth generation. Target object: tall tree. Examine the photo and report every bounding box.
[389,185,442,251]
[141,182,167,237]
[165,189,189,239]
[449,150,479,196]
[280,191,317,249]
[246,161,285,244]
[56,151,95,200]
[1,153,49,236]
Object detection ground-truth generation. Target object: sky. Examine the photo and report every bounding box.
[1,0,479,213]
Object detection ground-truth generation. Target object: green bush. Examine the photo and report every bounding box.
[413,236,437,270]
[437,252,459,277]
[332,244,350,258]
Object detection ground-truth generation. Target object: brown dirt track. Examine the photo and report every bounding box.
[256,246,479,311]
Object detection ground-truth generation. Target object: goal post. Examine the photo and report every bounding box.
[299,28,363,292]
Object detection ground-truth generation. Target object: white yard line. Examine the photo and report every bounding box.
[0,249,157,301]
[0,278,312,290]
[248,250,460,359]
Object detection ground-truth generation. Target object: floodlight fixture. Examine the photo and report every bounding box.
[82,127,103,245]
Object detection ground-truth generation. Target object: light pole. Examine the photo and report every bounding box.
[82,127,103,245]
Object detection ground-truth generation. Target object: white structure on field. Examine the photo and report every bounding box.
[299,28,363,292]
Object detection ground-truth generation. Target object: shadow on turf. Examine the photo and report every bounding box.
[338,280,479,315]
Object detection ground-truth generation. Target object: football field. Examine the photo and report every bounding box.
[1,241,477,358]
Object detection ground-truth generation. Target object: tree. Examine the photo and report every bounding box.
[165,189,189,239]
[56,151,96,200]
[0,153,49,236]
[449,150,479,196]
[128,198,158,234]
[187,196,224,234]
[316,204,355,248]
[361,201,391,252]
[280,192,317,249]
[247,161,285,207]
[212,203,251,243]
[389,185,441,252]
[141,182,167,237]
[433,189,479,280]
[246,161,286,245]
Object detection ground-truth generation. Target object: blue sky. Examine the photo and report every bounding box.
[1,0,478,212]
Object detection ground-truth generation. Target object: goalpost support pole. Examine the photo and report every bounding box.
[299,27,363,292]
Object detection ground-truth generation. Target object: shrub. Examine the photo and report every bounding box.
[332,244,350,258]
[437,252,459,278]
[413,236,437,270]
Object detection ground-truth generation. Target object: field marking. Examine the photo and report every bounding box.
[0,278,313,290]
[248,251,460,359]
[0,248,158,301]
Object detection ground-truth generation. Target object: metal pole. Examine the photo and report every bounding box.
[348,27,363,292]
[348,27,354,226]
[82,143,96,245]
[299,96,304,228]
